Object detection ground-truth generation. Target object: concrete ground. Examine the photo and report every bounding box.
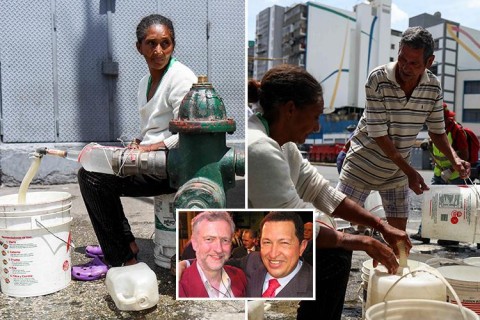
[1,165,479,320]
[0,177,246,320]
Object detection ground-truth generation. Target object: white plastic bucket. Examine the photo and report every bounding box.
[438,265,480,315]
[153,193,176,269]
[366,299,479,320]
[0,192,72,297]
[360,259,428,319]
[464,257,480,267]
[0,191,72,217]
[422,185,480,243]
[364,191,386,219]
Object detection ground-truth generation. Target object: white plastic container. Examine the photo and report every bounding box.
[438,265,480,315]
[464,257,480,267]
[0,191,72,217]
[105,262,159,311]
[364,191,386,219]
[153,193,176,269]
[0,192,72,297]
[366,264,446,311]
[360,259,429,318]
[422,185,480,243]
[77,143,121,175]
[366,299,479,320]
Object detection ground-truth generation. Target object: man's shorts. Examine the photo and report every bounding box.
[336,181,409,218]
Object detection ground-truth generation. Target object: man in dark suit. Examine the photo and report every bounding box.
[231,229,259,258]
[232,227,243,249]
[301,222,314,265]
[243,211,312,298]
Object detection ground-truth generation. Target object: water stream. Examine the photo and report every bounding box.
[17,156,42,204]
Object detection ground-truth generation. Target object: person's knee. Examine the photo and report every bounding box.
[77,167,87,185]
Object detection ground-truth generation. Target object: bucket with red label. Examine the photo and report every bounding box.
[0,191,72,297]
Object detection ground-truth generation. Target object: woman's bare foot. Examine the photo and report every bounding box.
[124,256,138,266]
[123,241,140,265]
[129,241,139,255]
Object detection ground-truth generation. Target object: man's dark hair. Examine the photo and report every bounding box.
[399,26,435,63]
[260,211,304,242]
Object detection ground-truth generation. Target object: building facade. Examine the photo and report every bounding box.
[411,13,480,125]
[282,4,307,67]
[253,5,285,80]
[253,0,480,143]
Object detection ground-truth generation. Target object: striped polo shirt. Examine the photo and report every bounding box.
[339,61,445,190]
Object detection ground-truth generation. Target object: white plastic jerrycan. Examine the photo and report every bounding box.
[366,242,446,310]
[105,262,159,311]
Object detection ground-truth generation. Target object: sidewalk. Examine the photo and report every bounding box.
[0,178,246,320]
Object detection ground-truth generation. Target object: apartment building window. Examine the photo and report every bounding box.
[390,44,395,50]
[464,80,480,94]
[463,109,480,123]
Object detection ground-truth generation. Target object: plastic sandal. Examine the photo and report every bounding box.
[71,256,108,281]
[85,245,104,259]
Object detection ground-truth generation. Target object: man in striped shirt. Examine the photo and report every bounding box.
[338,26,470,232]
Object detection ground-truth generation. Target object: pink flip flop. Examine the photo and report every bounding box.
[85,245,104,259]
[71,256,108,281]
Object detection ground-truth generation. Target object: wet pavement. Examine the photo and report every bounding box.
[1,165,479,320]
[0,178,246,320]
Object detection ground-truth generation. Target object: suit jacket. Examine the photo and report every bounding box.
[231,245,260,259]
[302,239,313,266]
[232,236,242,249]
[178,260,247,298]
[180,240,196,260]
[244,252,313,298]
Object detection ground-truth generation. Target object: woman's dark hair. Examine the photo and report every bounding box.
[248,64,323,122]
[399,26,434,63]
[247,78,261,104]
[136,14,175,47]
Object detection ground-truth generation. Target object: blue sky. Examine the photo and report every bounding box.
[247,0,480,41]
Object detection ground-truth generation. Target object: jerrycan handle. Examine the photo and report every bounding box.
[382,267,468,320]
[116,292,137,306]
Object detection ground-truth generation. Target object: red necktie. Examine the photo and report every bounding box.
[262,279,281,297]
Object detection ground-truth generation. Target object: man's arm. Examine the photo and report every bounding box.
[330,197,412,256]
[316,226,399,274]
[429,132,470,179]
[373,135,429,194]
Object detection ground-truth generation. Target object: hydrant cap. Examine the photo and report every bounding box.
[169,75,236,134]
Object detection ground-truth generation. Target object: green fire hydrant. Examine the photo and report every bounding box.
[168,76,245,208]
[39,76,244,209]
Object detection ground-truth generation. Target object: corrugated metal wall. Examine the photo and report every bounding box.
[0,0,245,143]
